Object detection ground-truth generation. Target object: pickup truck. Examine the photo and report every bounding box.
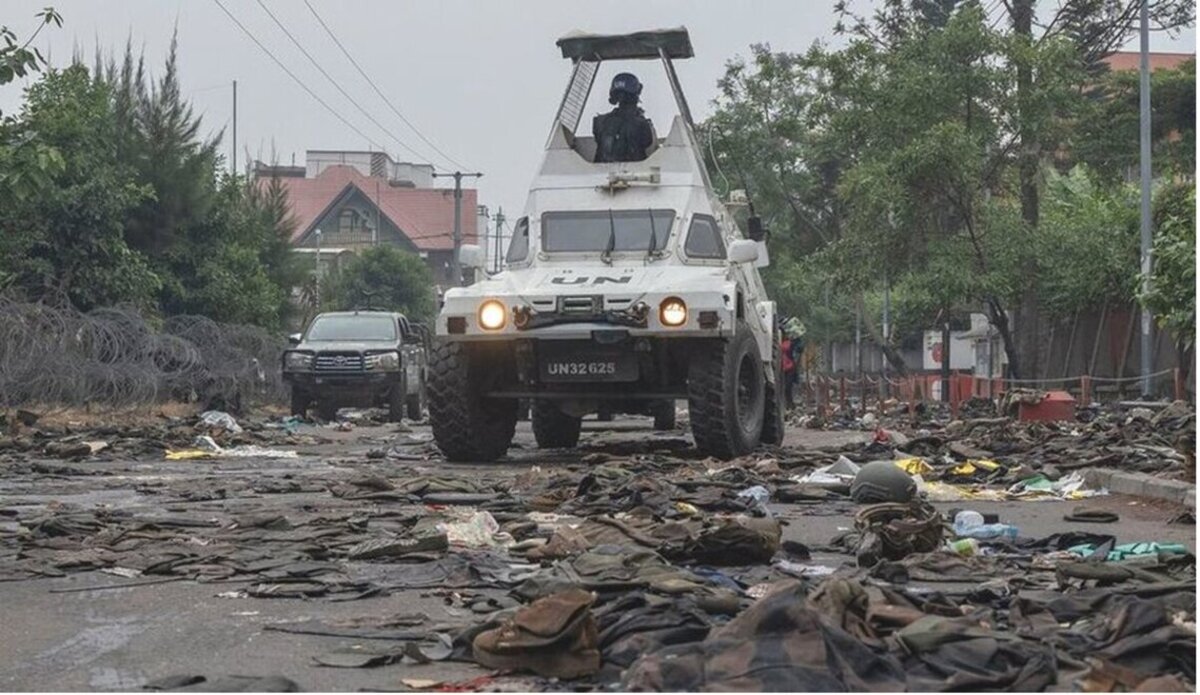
[282,311,428,422]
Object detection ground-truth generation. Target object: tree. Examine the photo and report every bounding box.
[0,65,159,308]
[0,7,64,207]
[1143,181,1195,370]
[326,246,435,322]
[1074,58,1196,184]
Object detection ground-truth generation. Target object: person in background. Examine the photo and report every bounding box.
[781,317,806,407]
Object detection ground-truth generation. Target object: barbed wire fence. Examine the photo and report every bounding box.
[0,296,287,414]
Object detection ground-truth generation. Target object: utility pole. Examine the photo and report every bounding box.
[432,171,483,286]
[493,207,505,273]
[1138,0,1154,397]
[314,228,323,308]
[882,270,891,376]
[231,80,238,174]
[941,312,951,403]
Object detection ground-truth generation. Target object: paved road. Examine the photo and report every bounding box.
[0,417,1192,691]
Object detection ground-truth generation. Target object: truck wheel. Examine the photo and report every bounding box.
[290,388,308,417]
[653,400,676,431]
[428,342,517,462]
[388,375,408,423]
[532,400,582,448]
[687,323,765,459]
[761,331,786,446]
[316,400,338,422]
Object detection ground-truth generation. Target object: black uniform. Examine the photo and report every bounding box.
[592,103,654,163]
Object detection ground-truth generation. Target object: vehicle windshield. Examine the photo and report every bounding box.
[306,315,396,341]
[542,210,674,253]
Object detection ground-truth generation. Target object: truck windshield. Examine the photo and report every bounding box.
[542,210,674,253]
[306,315,396,341]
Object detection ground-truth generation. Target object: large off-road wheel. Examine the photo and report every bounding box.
[687,323,766,459]
[428,342,518,462]
[532,399,582,449]
[761,331,786,446]
[387,375,408,423]
[290,388,309,417]
[652,400,676,431]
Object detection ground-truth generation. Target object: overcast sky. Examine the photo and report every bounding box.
[3,1,1195,221]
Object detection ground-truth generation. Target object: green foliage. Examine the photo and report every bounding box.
[0,7,64,207]
[0,7,61,89]
[0,29,304,328]
[0,65,159,308]
[1038,167,1139,315]
[1074,59,1197,184]
[326,246,435,322]
[1144,181,1196,348]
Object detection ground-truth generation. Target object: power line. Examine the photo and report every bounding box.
[253,0,428,164]
[302,0,471,172]
[210,0,387,153]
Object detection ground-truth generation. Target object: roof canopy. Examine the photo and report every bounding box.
[556,28,693,61]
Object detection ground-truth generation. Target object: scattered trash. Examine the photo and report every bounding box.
[437,511,513,549]
[953,510,1018,540]
[198,410,242,434]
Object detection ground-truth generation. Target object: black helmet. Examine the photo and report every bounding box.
[609,72,642,104]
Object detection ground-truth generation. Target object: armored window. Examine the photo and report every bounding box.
[506,217,530,263]
[684,214,725,259]
[541,209,674,252]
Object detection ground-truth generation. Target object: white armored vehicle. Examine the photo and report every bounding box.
[430,28,784,461]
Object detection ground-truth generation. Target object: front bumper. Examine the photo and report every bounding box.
[436,290,735,341]
[283,371,401,398]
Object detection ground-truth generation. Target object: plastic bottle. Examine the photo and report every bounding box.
[953,510,1018,540]
[947,538,980,556]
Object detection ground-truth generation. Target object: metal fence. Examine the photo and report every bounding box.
[802,367,1188,419]
[0,297,286,412]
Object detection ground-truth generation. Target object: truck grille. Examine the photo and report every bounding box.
[314,352,364,372]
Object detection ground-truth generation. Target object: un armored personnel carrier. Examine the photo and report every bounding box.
[430,28,784,461]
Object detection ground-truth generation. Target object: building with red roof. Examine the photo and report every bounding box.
[257,151,478,287]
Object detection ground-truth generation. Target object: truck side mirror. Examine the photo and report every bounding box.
[728,239,760,264]
[287,333,302,345]
[747,216,765,242]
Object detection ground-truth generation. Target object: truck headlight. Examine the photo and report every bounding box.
[659,297,687,327]
[368,351,400,370]
[284,351,313,371]
[478,300,506,330]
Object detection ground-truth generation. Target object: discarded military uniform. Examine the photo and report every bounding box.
[622,580,907,691]
[854,501,944,567]
[472,588,601,679]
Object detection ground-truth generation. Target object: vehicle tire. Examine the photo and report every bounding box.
[652,400,676,431]
[315,400,338,422]
[290,388,308,417]
[428,341,518,462]
[532,399,582,448]
[687,322,766,459]
[388,375,408,423]
[761,330,787,446]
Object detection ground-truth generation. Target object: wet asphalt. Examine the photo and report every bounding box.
[0,417,1193,692]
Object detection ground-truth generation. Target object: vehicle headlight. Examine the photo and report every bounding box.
[478,300,507,330]
[659,297,687,327]
[284,351,313,370]
[369,351,400,370]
